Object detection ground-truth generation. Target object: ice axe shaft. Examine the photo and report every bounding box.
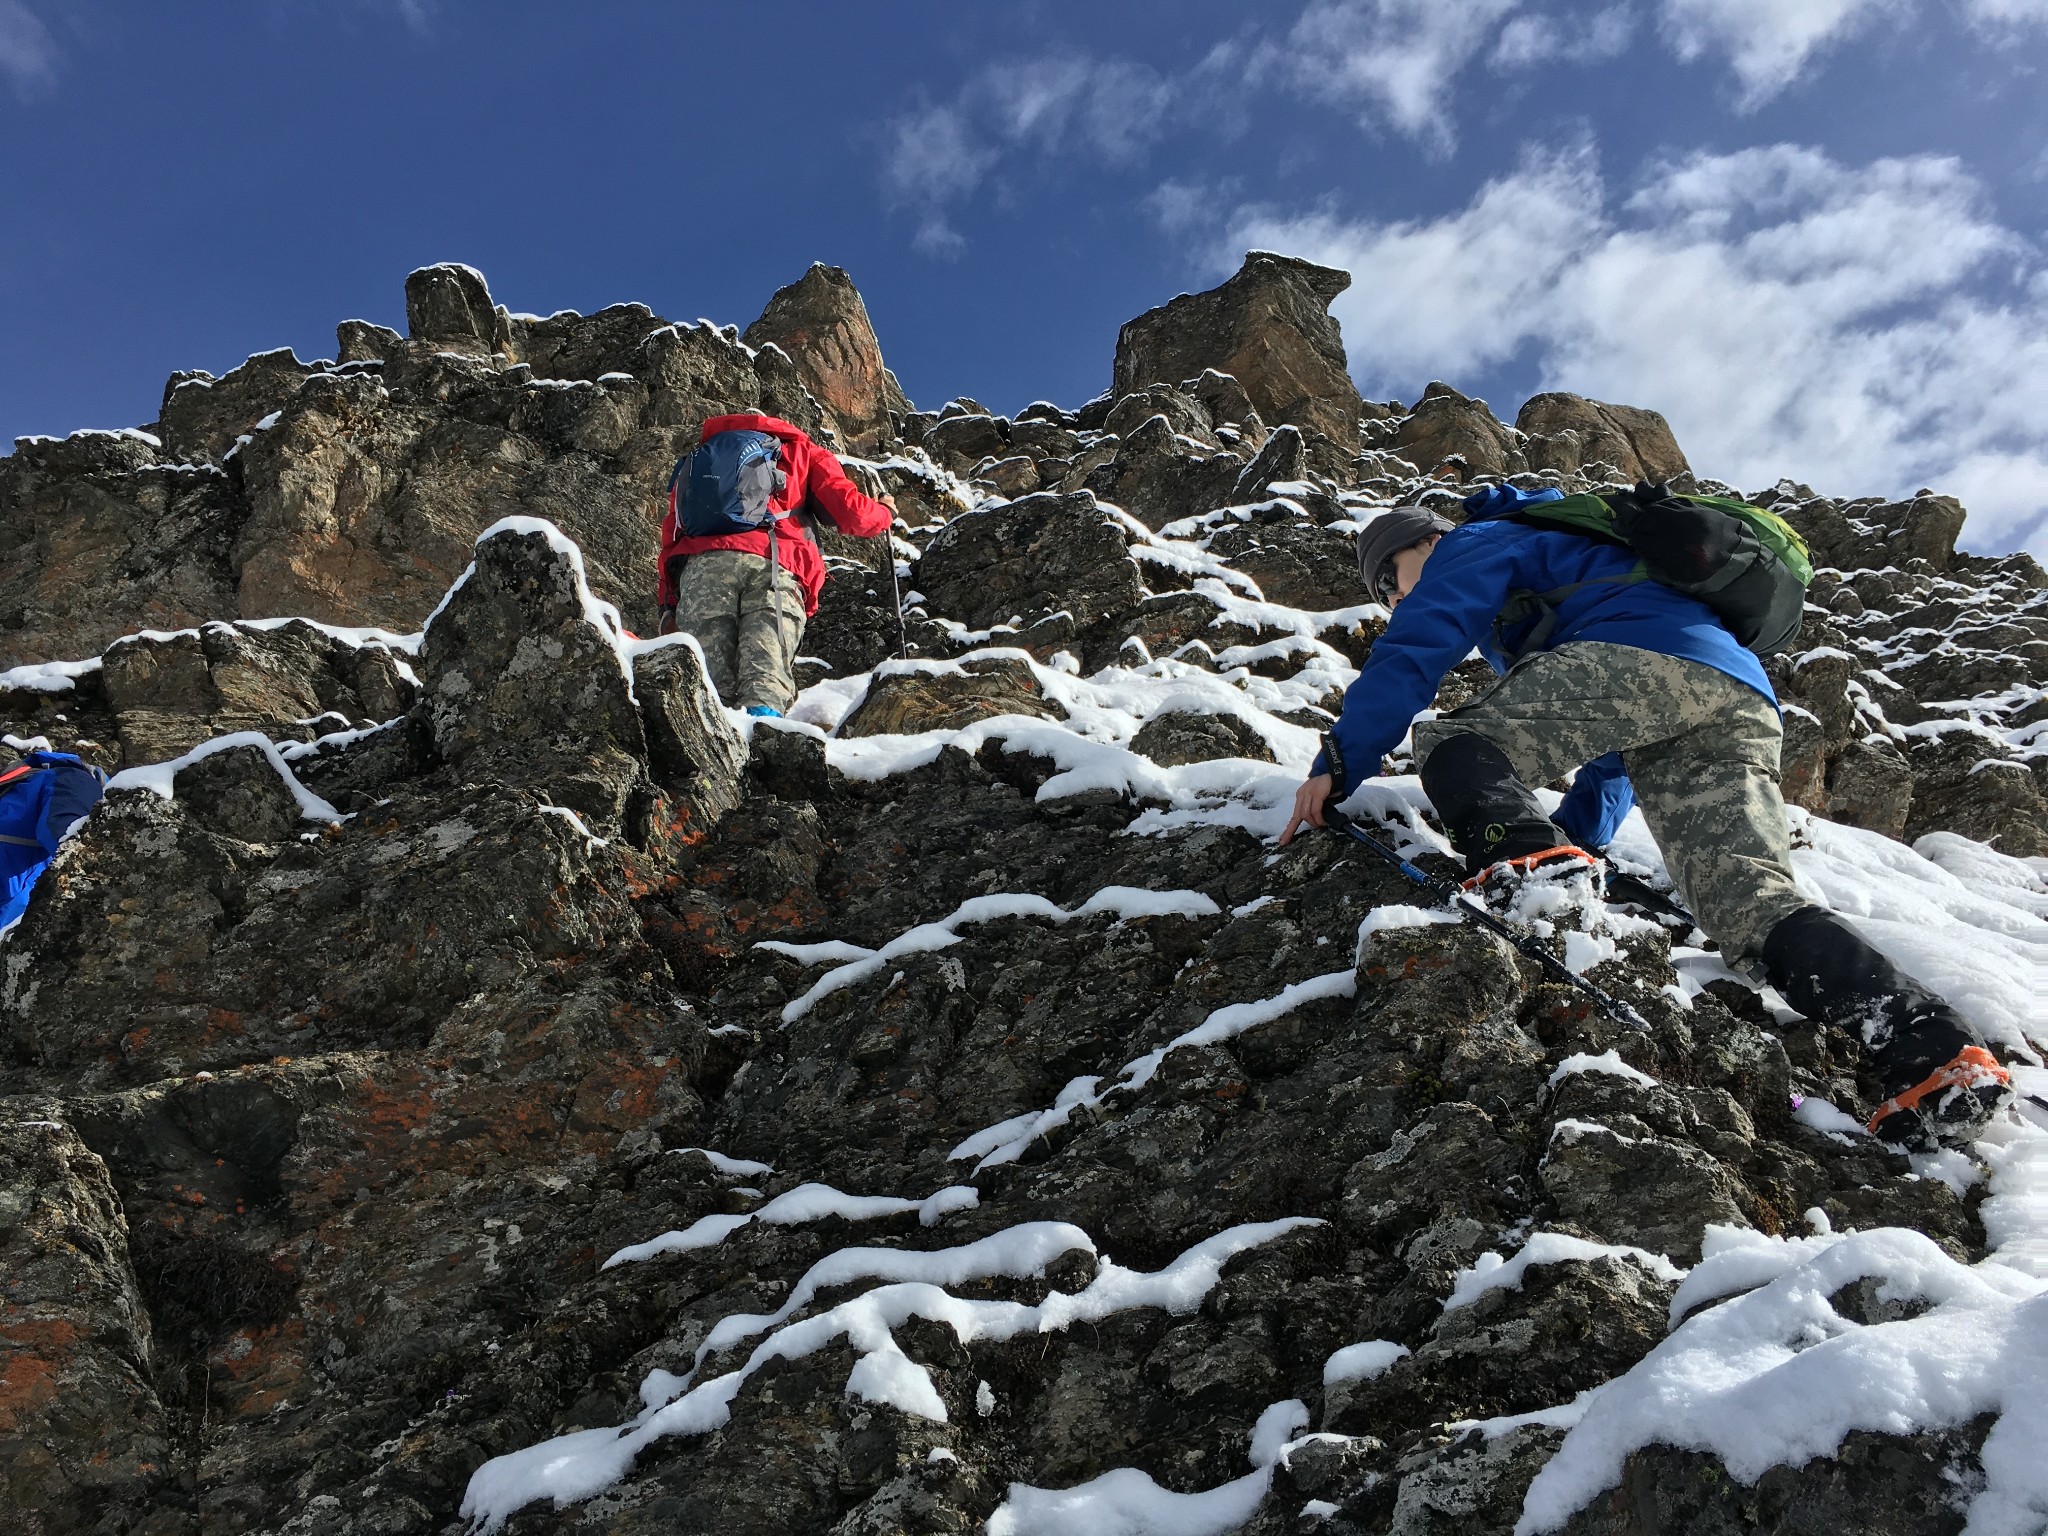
[887,529,911,661]
[1324,808,1653,1032]
[861,462,911,662]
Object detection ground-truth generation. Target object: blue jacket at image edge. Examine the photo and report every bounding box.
[1,751,105,930]
[1313,518,1779,851]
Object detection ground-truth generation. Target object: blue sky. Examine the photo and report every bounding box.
[4,0,2047,551]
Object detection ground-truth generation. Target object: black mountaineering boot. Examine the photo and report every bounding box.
[1421,733,1578,877]
[1761,905,2010,1149]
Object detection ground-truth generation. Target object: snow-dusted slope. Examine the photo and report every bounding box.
[4,266,2047,1536]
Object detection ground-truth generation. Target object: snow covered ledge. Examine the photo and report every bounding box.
[106,730,341,823]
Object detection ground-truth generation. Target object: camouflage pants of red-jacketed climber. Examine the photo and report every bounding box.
[673,550,808,712]
[1411,640,1810,966]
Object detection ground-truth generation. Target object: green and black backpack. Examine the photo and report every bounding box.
[1467,482,1813,661]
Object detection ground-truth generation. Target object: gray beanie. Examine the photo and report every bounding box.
[1356,507,1454,598]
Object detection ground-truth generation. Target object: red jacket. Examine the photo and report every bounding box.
[657,413,891,617]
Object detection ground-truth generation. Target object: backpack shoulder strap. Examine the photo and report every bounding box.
[1492,570,1650,665]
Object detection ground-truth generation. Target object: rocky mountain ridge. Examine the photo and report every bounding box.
[2,255,2045,1536]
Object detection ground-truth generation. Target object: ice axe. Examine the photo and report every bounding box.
[1323,808,1654,1032]
[886,523,911,662]
[856,462,912,662]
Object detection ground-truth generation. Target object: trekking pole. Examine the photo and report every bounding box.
[886,516,911,661]
[1324,808,1653,1032]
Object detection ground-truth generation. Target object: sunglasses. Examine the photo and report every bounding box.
[1372,560,1402,606]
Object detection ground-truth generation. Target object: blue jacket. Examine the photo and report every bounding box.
[1314,517,1777,850]
[1,751,104,931]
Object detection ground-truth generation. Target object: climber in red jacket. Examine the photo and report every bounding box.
[657,413,894,717]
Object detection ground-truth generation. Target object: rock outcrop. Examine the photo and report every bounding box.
[0,1111,168,1519]
[1517,392,1691,486]
[744,263,911,454]
[1114,252,1365,450]
[404,262,514,358]
[0,265,829,667]
[1391,382,1522,481]
[2,261,2045,1536]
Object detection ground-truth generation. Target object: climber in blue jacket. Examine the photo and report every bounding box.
[1279,484,2011,1153]
[1,749,105,931]
[1288,485,1779,863]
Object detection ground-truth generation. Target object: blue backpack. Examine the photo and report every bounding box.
[668,429,791,537]
[1,750,107,930]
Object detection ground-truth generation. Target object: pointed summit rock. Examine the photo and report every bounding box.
[743,263,910,452]
[1113,251,1364,450]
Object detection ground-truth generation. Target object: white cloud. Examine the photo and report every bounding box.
[1230,147,1604,384]
[877,1,2048,257]
[881,104,997,258]
[1491,5,1635,68]
[881,56,1182,255]
[974,56,1175,164]
[1145,177,1244,237]
[1657,0,1906,108]
[1224,144,2048,555]
[1961,0,2048,26]
[0,0,56,97]
[1279,0,1523,152]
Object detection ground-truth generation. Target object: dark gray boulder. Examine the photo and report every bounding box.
[914,491,1144,635]
[923,412,1010,473]
[1204,505,1362,611]
[1539,1119,1750,1265]
[1128,708,1276,765]
[1329,1252,1675,1437]
[335,318,402,364]
[417,521,647,827]
[633,638,746,829]
[1233,423,1307,501]
[1102,384,1217,447]
[1557,1419,1994,1536]
[172,742,309,845]
[97,620,417,768]
[837,653,1065,737]
[1086,414,1245,529]
[1184,368,1269,451]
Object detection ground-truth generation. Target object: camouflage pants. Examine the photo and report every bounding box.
[1411,641,1807,965]
[674,550,808,712]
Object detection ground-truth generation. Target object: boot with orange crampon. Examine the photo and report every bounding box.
[1462,843,1606,915]
[1762,906,2011,1151]
[1422,734,1605,909]
[1864,1043,2012,1151]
